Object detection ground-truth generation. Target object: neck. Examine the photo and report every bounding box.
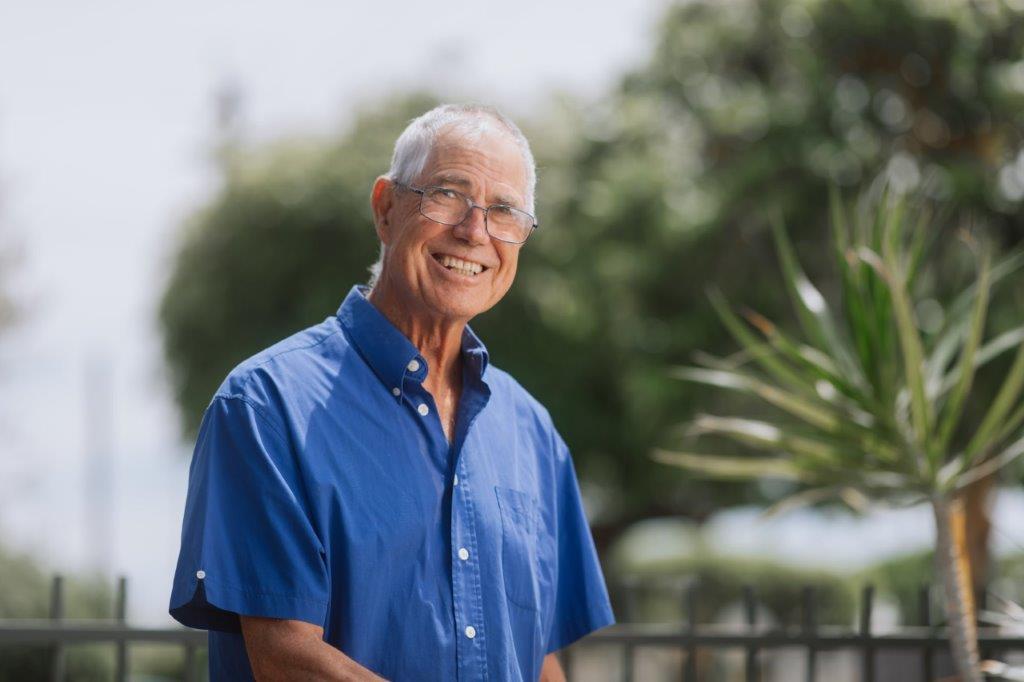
[366,281,465,389]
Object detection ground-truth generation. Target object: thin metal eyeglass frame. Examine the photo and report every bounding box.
[396,183,538,245]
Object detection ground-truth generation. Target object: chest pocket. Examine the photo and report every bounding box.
[494,486,541,611]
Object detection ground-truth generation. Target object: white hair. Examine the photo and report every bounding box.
[367,103,537,287]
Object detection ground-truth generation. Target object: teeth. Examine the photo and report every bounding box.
[439,254,483,276]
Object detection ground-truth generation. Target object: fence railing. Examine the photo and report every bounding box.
[564,581,1024,682]
[0,575,205,682]
[2,575,1024,681]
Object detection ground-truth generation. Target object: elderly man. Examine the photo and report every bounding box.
[169,103,615,681]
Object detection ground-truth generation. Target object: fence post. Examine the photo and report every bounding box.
[802,586,817,682]
[184,642,197,682]
[560,646,574,682]
[860,584,875,682]
[49,575,65,682]
[115,576,128,682]
[684,582,698,682]
[622,575,638,623]
[621,577,635,682]
[918,583,933,682]
[743,585,759,682]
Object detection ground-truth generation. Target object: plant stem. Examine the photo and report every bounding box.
[933,495,982,682]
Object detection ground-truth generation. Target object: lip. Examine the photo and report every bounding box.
[428,252,489,283]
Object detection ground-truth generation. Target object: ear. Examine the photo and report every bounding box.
[370,176,397,246]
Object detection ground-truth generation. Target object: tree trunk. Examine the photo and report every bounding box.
[933,495,982,682]
[961,473,995,607]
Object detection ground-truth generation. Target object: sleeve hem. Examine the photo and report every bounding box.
[170,576,329,632]
[545,605,616,654]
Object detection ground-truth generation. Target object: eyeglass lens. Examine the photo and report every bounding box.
[419,188,533,243]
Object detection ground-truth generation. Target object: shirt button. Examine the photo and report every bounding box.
[453,473,459,486]
[196,570,206,580]
[391,387,400,397]
[465,625,476,639]
[417,403,429,416]
[458,547,469,561]
[407,359,420,372]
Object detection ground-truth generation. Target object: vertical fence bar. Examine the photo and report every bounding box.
[743,585,759,682]
[860,584,875,682]
[802,586,818,682]
[622,576,639,623]
[918,583,933,682]
[621,577,635,682]
[184,642,197,682]
[561,646,574,682]
[622,641,634,682]
[977,588,992,666]
[684,582,698,682]
[49,575,65,682]
[115,576,128,682]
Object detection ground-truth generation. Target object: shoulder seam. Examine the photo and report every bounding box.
[227,320,344,398]
[240,323,343,379]
[211,394,290,447]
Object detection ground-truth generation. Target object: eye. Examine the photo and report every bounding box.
[438,188,459,199]
[491,205,514,216]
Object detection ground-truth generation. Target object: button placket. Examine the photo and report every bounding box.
[452,462,487,677]
[454,461,489,680]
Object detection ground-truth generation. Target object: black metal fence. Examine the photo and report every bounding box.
[0,576,205,682]
[564,582,1024,682]
[2,576,1024,681]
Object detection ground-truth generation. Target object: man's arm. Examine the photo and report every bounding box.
[540,652,567,682]
[240,616,387,681]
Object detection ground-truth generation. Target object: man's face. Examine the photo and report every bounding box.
[373,129,529,323]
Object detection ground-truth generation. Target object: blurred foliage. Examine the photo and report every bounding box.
[864,549,1024,625]
[612,546,1024,629]
[515,0,1024,524]
[159,0,1024,531]
[609,550,857,627]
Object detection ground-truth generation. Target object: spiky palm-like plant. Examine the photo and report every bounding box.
[653,188,1024,682]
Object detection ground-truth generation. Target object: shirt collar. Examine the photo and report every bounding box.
[336,284,490,401]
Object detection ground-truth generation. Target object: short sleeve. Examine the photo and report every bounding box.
[169,395,329,632]
[544,429,616,653]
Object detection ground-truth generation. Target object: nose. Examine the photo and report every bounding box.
[451,205,490,246]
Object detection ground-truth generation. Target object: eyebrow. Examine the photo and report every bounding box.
[430,173,522,208]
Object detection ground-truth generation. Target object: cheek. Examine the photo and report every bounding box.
[494,252,520,290]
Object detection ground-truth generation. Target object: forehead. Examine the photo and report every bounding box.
[418,129,528,205]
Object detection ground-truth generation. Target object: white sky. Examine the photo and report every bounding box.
[2,0,1022,629]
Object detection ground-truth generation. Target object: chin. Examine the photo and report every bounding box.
[431,295,490,321]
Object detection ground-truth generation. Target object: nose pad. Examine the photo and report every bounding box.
[452,206,490,244]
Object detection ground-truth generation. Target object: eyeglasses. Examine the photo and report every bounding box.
[396,183,538,245]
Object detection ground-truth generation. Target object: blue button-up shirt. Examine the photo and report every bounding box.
[169,284,615,681]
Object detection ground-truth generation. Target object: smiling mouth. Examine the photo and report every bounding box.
[431,252,488,277]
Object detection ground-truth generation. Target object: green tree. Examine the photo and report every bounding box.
[654,188,1024,681]
[491,0,1024,553]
